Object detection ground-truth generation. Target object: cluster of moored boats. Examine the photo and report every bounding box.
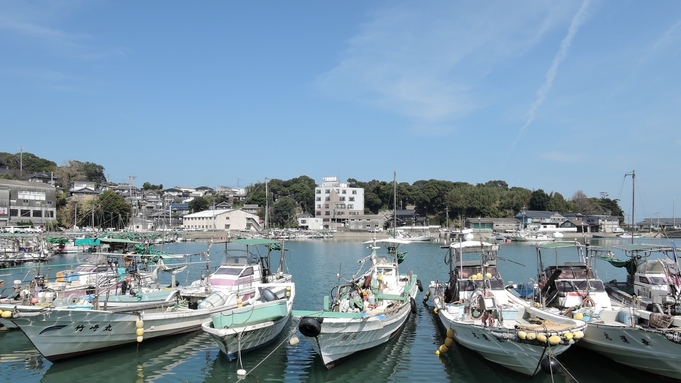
[1,234,681,381]
[427,239,681,380]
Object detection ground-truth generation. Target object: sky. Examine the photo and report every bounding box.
[1,1,680,220]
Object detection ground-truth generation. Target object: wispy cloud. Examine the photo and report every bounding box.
[0,2,126,60]
[316,2,573,136]
[510,0,593,149]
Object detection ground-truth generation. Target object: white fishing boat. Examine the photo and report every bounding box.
[575,304,681,381]
[532,241,612,310]
[293,238,421,369]
[428,240,587,376]
[201,282,295,360]
[572,243,681,380]
[8,238,292,362]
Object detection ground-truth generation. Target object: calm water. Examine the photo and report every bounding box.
[0,237,671,382]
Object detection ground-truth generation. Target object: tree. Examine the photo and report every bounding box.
[82,162,106,183]
[188,196,210,213]
[96,190,132,228]
[272,196,297,228]
[528,189,550,211]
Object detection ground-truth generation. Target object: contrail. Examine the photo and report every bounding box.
[510,0,592,149]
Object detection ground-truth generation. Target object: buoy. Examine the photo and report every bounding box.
[548,335,561,345]
[433,307,439,314]
[526,332,536,341]
[435,349,440,356]
[517,331,527,340]
[1,311,11,318]
[237,297,243,308]
[446,328,455,338]
[540,355,561,374]
[136,320,144,328]
[237,369,247,376]
[444,337,453,347]
[286,286,291,298]
[573,312,584,320]
[439,344,449,353]
[31,297,39,304]
[572,330,584,339]
[137,336,144,343]
[136,328,144,336]
[537,333,547,343]
[563,332,573,341]
[485,272,492,279]
[289,335,299,346]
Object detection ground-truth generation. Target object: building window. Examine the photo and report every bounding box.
[21,209,31,217]
[342,190,346,194]
[316,197,321,201]
[325,189,330,193]
[352,190,357,194]
[325,211,330,216]
[33,210,42,217]
[349,197,355,202]
[10,209,18,217]
[339,197,345,201]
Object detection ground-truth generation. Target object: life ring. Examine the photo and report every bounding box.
[417,279,423,292]
[67,294,79,305]
[299,316,323,337]
[410,297,417,314]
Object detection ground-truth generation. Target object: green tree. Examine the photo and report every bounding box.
[82,162,106,183]
[528,189,550,211]
[189,196,210,213]
[96,190,132,228]
[272,196,297,228]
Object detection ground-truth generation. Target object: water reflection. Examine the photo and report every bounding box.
[41,332,211,383]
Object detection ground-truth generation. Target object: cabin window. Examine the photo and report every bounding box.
[240,267,254,277]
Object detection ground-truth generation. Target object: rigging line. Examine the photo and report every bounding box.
[236,326,298,383]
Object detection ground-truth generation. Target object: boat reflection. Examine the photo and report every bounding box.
[41,332,213,383]
[0,329,44,370]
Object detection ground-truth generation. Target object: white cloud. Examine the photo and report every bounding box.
[316,2,577,135]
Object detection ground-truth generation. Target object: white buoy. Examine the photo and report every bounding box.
[289,335,299,346]
[237,369,247,376]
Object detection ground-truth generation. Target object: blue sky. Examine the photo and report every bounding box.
[1,1,680,220]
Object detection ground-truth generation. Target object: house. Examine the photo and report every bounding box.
[296,213,323,230]
[182,209,261,232]
[466,217,520,232]
[0,179,58,228]
[514,210,566,230]
[69,180,99,197]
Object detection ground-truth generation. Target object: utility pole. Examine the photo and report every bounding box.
[19,147,24,179]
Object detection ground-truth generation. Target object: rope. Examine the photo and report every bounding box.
[235,326,299,382]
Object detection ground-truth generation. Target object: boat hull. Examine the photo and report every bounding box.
[202,283,295,360]
[578,316,681,380]
[301,300,413,369]
[11,300,237,362]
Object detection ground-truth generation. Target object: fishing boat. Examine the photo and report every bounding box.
[8,238,292,362]
[569,243,681,380]
[532,241,612,311]
[428,240,587,376]
[201,281,295,361]
[293,238,421,369]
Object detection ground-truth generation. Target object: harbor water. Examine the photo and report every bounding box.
[0,237,671,382]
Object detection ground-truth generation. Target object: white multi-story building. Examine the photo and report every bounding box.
[182,209,261,233]
[314,176,364,230]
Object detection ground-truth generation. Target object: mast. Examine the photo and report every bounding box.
[264,178,269,233]
[626,170,636,244]
[393,171,397,235]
